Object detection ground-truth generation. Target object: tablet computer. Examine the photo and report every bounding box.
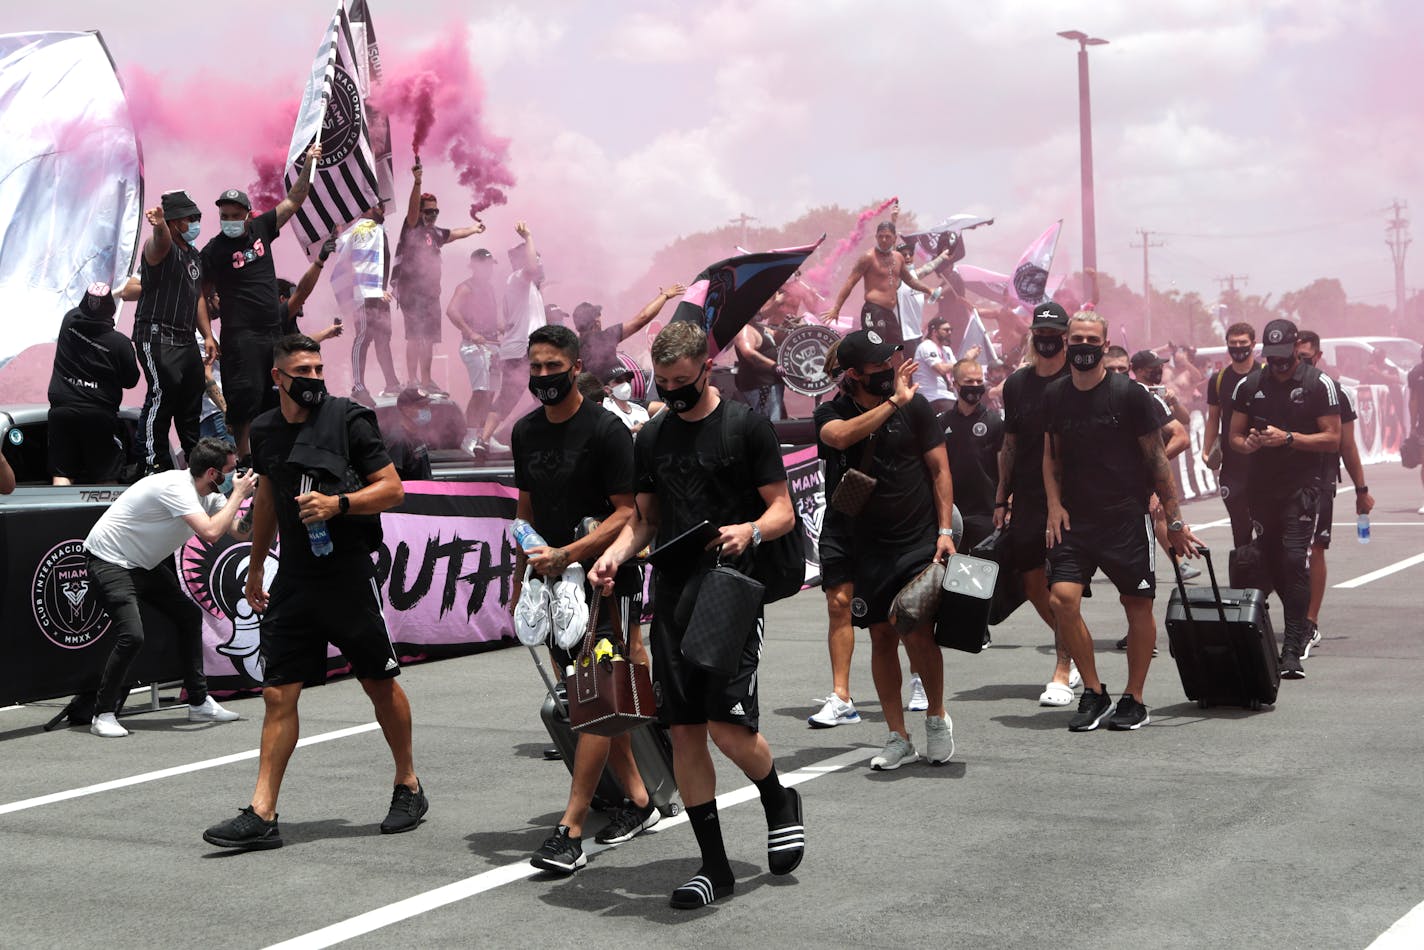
[646,520,720,569]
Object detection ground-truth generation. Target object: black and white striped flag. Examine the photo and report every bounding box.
[283,1,382,259]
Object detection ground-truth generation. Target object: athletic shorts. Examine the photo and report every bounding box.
[402,297,442,343]
[260,576,400,686]
[850,539,936,629]
[221,327,280,426]
[1046,510,1157,599]
[1008,503,1050,573]
[356,298,393,339]
[459,341,495,392]
[818,513,853,589]
[48,405,124,483]
[650,574,762,730]
[1314,484,1336,549]
[860,301,901,346]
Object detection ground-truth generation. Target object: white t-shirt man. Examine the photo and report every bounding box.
[604,398,650,431]
[897,283,926,345]
[501,267,546,361]
[914,337,955,403]
[85,470,225,570]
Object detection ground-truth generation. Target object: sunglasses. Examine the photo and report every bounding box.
[422,209,440,218]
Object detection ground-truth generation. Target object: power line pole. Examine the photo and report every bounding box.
[729,213,758,248]
[1131,229,1165,340]
[1215,274,1249,294]
[1385,199,1410,321]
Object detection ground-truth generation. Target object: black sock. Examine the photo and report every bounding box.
[753,765,789,819]
[687,801,733,883]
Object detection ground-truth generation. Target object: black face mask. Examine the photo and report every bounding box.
[957,384,985,405]
[280,370,327,407]
[1267,356,1295,375]
[659,364,707,414]
[1139,366,1164,385]
[1297,353,1315,366]
[528,369,575,406]
[861,368,896,397]
[1228,345,1254,364]
[1067,342,1104,371]
[1032,334,1065,358]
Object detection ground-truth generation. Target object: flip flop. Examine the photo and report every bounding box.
[1039,681,1074,707]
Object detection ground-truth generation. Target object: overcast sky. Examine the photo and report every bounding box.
[12,0,1424,310]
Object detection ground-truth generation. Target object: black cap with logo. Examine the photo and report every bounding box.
[835,329,902,371]
[1030,301,1070,331]
[1260,318,1299,358]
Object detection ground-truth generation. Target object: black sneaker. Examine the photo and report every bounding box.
[1115,636,1128,650]
[380,780,428,834]
[203,806,283,851]
[530,825,586,874]
[1108,694,1151,731]
[1280,649,1305,680]
[1068,684,1113,732]
[595,800,660,845]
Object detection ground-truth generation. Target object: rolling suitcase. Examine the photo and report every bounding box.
[529,595,680,818]
[1164,546,1279,710]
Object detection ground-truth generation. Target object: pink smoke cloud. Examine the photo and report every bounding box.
[799,196,897,299]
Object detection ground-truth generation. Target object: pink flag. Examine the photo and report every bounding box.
[1010,220,1062,307]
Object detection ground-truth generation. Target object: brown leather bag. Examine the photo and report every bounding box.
[889,561,946,635]
[566,593,658,737]
[829,435,878,516]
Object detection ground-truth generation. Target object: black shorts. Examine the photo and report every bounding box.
[402,297,442,343]
[48,405,124,482]
[221,327,280,426]
[959,513,995,553]
[260,576,400,686]
[850,539,936,629]
[1314,484,1335,549]
[650,574,762,730]
[549,567,642,671]
[860,301,901,346]
[818,515,853,589]
[1046,510,1156,598]
[1008,503,1050,573]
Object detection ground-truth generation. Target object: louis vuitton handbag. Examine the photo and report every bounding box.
[566,593,657,737]
[829,435,878,517]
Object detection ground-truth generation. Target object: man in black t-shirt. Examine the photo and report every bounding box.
[1296,332,1373,662]
[201,143,321,457]
[571,286,686,383]
[393,163,485,394]
[590,321,802,910]
[386,387,434,481]
[202,334,426,852]
[509,325,658,875]
[1044,310,1203,732]
[817,330,958,771]
[942,357,1003,549]
[47,284,140,484]
[1229,318,1342,679]
[1203,322,1261,549]
[995,301,1081,707]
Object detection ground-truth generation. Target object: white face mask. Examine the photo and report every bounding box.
[611,382,633,401]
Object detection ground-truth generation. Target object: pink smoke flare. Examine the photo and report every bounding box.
[799,196,898,298]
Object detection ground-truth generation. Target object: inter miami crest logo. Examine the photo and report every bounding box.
[972,421,988,437]
[32,540,111,648]
[308,64,364,168]
[778,325,841,397]
[1266,327,1285,345]
[1013,262,1049,306]
[182,528,280,685]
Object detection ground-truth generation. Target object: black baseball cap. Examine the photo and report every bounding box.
[471,248,493,260]
[1030,301,1070,331]
[79,282,116,320]
[160,190,201,221]
[1261,318,1299,358]
[215,189,251,211]
[1130,349,1166,371]
[836,329,901,370]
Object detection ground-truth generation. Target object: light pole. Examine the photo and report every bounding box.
[1058,30,1108,302]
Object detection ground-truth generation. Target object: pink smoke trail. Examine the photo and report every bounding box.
[799,196,898,301]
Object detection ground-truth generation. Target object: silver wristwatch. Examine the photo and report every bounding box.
[750,523,763,548]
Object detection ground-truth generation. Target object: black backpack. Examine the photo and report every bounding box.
[643,399,806,602]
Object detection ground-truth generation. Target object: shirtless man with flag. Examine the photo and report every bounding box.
[823,216,948,348]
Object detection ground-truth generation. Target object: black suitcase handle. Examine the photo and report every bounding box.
[1170,544,1231,631]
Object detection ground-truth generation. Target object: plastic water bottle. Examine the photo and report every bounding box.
[511,518,546,552]
[1356,514,1370,545]
[307,520,334,557]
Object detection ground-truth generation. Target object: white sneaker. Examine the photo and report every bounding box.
[514,569,552,647]
[807,695,861,728]
[925,715,955,764]
[906,674,929,712]
[1068,661,1082,690]
[870,732,918,771]
[550,566,590,650]
[486,436,510,454]
[1179,563,1202,581]
[188,696,240,722]
[90,713,129,738]
[1417,503,1424,515]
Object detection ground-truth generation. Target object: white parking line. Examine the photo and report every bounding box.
[0,722,381,816]
[1367,898,1424,949]
[263,746,873,950]
[1334,552,1424,589]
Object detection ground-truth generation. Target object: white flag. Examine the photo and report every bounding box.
[0,31,142,369]
[283,2,382,259]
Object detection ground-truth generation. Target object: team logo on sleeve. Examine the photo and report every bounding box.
[32,540,111,648]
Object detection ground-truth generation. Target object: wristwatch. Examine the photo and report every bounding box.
[338,493,350,515]
[1355,484,1368,494]
[750,523,763,548]
[938,528,955,537]
[1168,519,1185,533]
[1285,431,1295,446]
